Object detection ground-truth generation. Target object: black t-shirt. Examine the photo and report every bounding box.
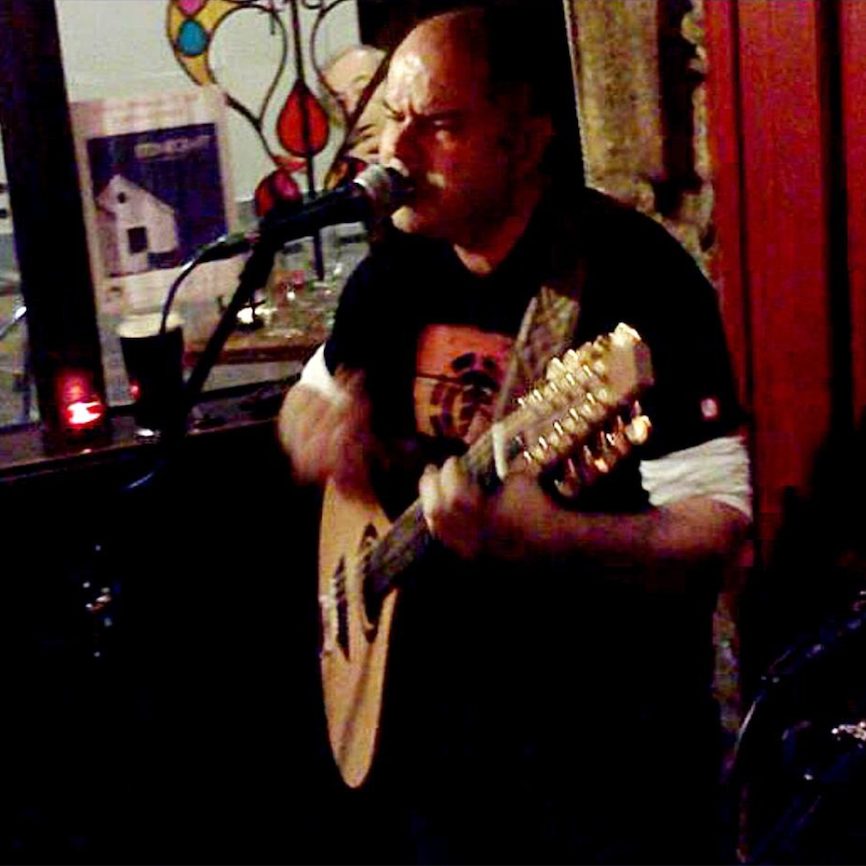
[326,185,743,509]
[319,186,744,860]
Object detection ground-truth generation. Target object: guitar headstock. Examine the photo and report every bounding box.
[496,323,654,493]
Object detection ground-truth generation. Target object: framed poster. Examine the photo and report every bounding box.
[71,86,241,320]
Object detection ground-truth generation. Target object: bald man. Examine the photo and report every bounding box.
[282,6,750,862]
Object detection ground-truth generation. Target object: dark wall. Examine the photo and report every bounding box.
[357,0,471,48]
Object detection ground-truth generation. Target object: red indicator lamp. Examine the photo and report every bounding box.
[58,371,106,431]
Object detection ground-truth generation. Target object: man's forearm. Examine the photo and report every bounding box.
[556,499,744,562]
[489,476,750,592]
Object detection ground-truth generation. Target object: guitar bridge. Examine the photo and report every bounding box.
[319,590,336,657]
[319,556,349,658]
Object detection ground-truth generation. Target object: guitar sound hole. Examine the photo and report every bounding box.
[363,566,382,632]
[358,523,383,631]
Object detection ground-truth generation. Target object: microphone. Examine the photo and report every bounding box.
[198,164,413,261]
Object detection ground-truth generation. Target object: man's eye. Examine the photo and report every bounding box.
[426,115,462,133]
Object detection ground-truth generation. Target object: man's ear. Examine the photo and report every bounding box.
[508,113,555,175]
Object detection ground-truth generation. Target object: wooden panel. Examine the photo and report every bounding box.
[709,1,832,553]
[703,0,749,409]
[841,0,866,422]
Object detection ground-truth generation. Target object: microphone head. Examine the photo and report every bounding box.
[352,163,414,221]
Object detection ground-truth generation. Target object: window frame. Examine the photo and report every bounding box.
[0,0,107,445]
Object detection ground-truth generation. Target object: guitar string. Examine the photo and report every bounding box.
[360,430,498,599]
[355,335,628,602]
[357,389,582,600]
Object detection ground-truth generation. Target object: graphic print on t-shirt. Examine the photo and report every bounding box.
[414,324,513,445]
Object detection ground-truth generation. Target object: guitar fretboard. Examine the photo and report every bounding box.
[357,324,650,608]
[362,426,502,602]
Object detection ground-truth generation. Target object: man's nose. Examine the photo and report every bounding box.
[385,120,418,168]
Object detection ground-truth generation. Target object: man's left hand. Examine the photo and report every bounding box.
[418,457,552,561]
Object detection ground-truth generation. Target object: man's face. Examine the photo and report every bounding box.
[379,25,520,245]
[324,48,386,163]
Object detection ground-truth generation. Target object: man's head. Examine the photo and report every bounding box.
[322,44,387,163]
[379,4,572,248]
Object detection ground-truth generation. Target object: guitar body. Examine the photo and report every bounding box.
[316,323,654,788]
[318,480,398,788]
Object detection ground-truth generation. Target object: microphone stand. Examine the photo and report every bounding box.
[177,236,281,435]
[135,225,287,467]
[65,231,295,865]
[82,227,289,659]
[83,159,408,654]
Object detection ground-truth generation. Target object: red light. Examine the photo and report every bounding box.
[129,380,141,401]
[65,399,105,428]
[57,371,106,430]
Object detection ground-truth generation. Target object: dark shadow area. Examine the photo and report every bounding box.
[735,412,866,863]
[0,408,399,864]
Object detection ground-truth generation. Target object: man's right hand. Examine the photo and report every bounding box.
[277,372,375,499]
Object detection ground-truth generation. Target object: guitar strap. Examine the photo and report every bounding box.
[492,259,586,422]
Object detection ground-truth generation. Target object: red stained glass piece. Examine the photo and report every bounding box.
[254,169,301,217]
[277,80,330,157]
[254,180,275,217]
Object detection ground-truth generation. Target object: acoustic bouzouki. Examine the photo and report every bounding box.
[318,322,654,787]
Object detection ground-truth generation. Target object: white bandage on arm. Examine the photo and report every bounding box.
[298,343,347,403]
[639,434,753,521]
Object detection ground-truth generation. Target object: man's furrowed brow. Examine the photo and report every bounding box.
[382,100,463,121]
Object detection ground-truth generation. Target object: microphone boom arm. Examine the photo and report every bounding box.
[177,237,282,430]
[165,164,412,439]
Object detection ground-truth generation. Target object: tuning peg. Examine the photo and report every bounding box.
[590,358,608,378]
[625,414,651,445]
[563,347,584,367]
[553,456,582,499]
[606,418,632,457]
[589,436,613,474]
[612,322,642,346]
[549,419,570,452]
[592,384,612,406]
[541,380,568,409]
[529,434,552,464]
[546,356,566,379]
[578,444,603,483]
[522,448,539,469]
[592,455,612,474]
[564,407,590,437]
[562,350,594,382]
[578,391,607,424]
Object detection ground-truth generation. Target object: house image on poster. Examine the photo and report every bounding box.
[95,174,179,276]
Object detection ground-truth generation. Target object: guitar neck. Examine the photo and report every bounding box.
[358,323,654,615]
[363,428,501,602]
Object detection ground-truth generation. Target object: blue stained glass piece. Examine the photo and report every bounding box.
[177,19,208,57]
